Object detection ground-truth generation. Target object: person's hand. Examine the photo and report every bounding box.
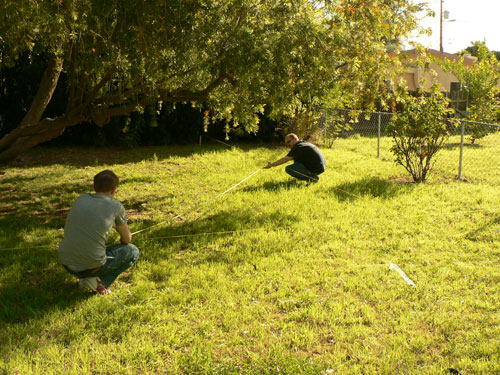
[264,161,273,169]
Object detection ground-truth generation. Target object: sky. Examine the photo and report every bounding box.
[406,0,500,53]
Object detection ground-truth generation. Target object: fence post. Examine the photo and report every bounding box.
[377,112,381,158]
[458,120,464,180]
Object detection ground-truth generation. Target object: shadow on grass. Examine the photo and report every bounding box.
[465,215,500,242]
[0,179,91,258]
[0,248,91,326]
[2,143,271,169]
[241,179,304,192]
[0,204,297,327]
[0,179,89,255]
[329,177,411,201]
[0,177,158,238]
[0,186,155,328]
[442,142,483,150]
[135,208,298,265]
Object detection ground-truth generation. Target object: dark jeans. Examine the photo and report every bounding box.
[64,243,140,288]
[285,162,322,181]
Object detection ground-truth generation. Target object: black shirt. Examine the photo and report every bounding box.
[287,141,326,174]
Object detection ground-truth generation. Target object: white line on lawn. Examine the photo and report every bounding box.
[389,263,416,287]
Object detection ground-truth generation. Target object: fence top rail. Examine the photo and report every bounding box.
[329,109,394,116]
[368,111,394,115]
[459,119,500,128]
[322,109,500,129]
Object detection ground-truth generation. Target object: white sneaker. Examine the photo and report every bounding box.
[78,277,99,291]
[78,277,111,295]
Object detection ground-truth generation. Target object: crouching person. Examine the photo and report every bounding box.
[59,170,139,295]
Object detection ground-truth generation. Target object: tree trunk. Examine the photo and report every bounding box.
[0,62,229,164]
[0,113,87,163]
[0,55,65,163]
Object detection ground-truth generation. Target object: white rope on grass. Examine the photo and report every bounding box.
[0,226,268,251]
[131,168,262,236]
[0,244,53,251]
[144,227,264,240]
[389,263,416,287]
[213,169,262,199]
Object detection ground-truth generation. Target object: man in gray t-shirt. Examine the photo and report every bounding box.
[59,170,139,295]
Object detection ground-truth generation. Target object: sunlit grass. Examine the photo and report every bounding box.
[1,137,500,374]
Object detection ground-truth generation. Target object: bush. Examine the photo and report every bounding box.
[387,86,456,182]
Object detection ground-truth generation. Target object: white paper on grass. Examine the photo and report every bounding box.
[389,263,416,287]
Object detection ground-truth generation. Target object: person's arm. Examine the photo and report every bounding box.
[115,223,132,244]
[264,156,293,169]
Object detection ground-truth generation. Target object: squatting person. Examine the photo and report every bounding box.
[58,170,139,295]
[264,133,326,184]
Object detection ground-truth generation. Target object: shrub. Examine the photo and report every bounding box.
[387,86,455,182]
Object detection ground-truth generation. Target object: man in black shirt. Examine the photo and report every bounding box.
[264,133,326,184]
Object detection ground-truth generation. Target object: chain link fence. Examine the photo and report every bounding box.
[316,109,500,185]
[449,120,500,185]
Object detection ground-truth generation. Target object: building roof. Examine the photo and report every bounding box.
[400,48,477,66]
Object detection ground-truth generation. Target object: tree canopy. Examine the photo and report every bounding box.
[441,42,500,142]
[463,41,500,62]
[0,0,427,163]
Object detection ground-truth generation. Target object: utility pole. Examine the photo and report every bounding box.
[439,1,455,52]
[439,0,443,52]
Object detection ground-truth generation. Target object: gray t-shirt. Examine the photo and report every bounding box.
[58,193,127,270]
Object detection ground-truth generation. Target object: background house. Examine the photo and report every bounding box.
[395,48,500,112]
[399,49,477,93]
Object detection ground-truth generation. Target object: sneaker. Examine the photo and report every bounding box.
[78,277,99,291]
[79,277,111,295]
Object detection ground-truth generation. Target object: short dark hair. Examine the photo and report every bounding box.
[94,170,119,193]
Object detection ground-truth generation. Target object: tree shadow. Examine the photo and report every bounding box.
[0,178,90,254]
[241,179,303,192]
[0,247,94,327]
[442,142,483,150]
[121,176,157,185]
[0,179,89,225]
[1,143,269,169]
[0,173,161,237]
[0,180,156,327]
[0,178,102,326]
[136,208,298,266]
[329,177,411,201]
[0,205,298,327]
[464,214,500,242]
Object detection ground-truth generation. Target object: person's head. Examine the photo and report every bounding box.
[94,170,119,194]
[284,133,299,149]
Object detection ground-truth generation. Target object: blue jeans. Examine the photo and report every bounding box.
[64,243,140,288]
[285,162,321,181]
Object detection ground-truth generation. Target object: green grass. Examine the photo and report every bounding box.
[1,137,500,374]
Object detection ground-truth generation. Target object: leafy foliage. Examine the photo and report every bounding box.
[0,0,427,162]
[387,86,455,182]
[440,42,500,143]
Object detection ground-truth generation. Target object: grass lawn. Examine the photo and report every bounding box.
[1,136,499,374]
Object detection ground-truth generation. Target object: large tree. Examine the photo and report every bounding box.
[0,0,425,163]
